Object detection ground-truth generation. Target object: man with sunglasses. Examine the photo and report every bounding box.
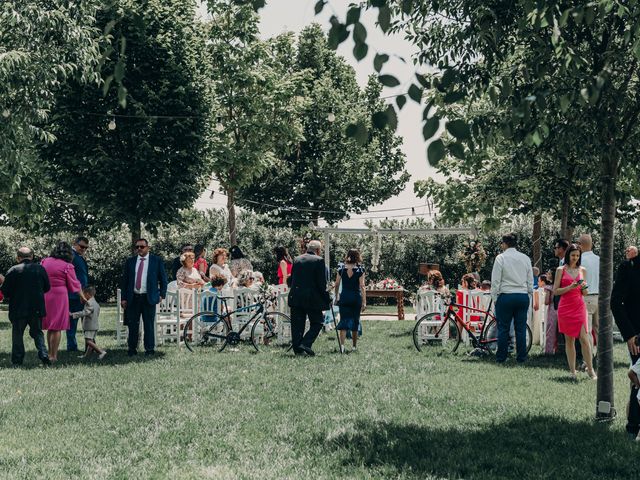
[121,239,168,356]
[67,236,90,352]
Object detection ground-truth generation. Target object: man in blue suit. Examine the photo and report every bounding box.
[67,236,90,352]
[120,238,168,356]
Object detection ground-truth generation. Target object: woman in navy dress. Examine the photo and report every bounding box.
[334,249,366,353]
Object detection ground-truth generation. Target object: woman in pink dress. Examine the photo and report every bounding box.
[553,243,596,380]
[41,241,82,362]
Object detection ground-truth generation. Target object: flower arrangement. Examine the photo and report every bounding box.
[460,240,487,273]
[373,277,401,290]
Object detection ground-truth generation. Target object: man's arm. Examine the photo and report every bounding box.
[1,271,12,298]
[611,262,637,345]
[490,255,503,302]
[120,258,130,308]
[41,267,50,294]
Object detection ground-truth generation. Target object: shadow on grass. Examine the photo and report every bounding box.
[0,349,166,370]
[459,352,630,371]
[319,416,635,479]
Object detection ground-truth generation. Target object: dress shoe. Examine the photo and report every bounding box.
[144,350,155,356]
[128,350,137,357]
[294,350,309,357]
[299,345,315,356]
[40,357,51,366]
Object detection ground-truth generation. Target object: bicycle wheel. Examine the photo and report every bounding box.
[183,312,229,352]
[480,319,533,355]
[250,311,292,352]
[413,313,461,353]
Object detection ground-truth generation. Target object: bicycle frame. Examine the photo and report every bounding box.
[437,299,496,349]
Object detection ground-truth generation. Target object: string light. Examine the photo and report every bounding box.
[2,109,10,118]
[327,112,336,122]
[215,117,224,132]
[209,190,215,199]
[108,119,117,130]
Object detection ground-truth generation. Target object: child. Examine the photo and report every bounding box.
[71,285,106,359]
[629,358,640,441]
[202,274,227,323]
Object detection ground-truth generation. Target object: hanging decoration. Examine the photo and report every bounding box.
[371,231,381,272]
[460,239,487,273]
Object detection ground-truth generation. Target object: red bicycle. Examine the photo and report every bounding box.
[413,293,532,355]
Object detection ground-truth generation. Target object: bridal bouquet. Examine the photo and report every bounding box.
[460,240,487,273]
[374,278,401,290]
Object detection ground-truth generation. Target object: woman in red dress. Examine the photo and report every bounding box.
[553,243,596,380]
[274,246,293,286]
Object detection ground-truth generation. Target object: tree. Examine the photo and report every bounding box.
[206,0,306,245]
[0,0,104,223]
[322,1,640,419]
[237,25,409,226]
[40,0,210,244]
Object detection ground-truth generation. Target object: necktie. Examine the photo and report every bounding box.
[135,257,145,291]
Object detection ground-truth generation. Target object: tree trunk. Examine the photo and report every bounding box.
[130,220,141,253]
[560,192,572,240]
[227,187,237,246]
[532,212,542,268]
[596,154,618,420]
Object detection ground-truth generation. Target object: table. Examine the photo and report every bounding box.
[363,289,405,320]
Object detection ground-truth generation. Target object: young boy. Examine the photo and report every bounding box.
[71,285,107,360]
[628,359,640,440]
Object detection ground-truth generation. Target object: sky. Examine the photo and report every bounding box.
[194,0,441,227]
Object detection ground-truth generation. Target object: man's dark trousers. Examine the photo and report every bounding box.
[127,293,156,354]
[67,298,83,351]
[628,349,640,435]
[496,293,530,363]
[11,316,48,365]
[291,306,324,352]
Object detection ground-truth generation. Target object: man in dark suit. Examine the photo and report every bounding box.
[67,235,90,351]
[288,240,330,356]
[612,255,640,437]
[121,238,168,356]
[0,247,51,366]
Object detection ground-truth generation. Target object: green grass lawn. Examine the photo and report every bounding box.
[0,306,636,479]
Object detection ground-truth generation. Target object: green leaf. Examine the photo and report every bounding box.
[114,61,125,83]
[422,117,439,140]
[385,105,398,130]
[439,68,456,90]
[314,0,325,15]
[371,0,386,7]
[104,20,117,36]
[102,74,114,97]
[378,6,391,33]
[119,36,127,56]
[117,85,127,108]
[531,131,543,146]
[446,120,471,140]
[373,53,389,73]
[346,121,369,146]
[443,90,465,104]
[379,74,400,87]
[396,95,407,110]
[449,141,465,159]
[427,139,446,166]
[401,0,413,14]
[353,42,368,61]
[559,95,570,112]
[346,6,361,25]
[353,22,367,43]
[372,111,388,129]
[408,84,423,102]
[416,73,430,88]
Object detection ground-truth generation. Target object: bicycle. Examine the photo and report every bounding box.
[412,293,532,355]
[183,289,292,353]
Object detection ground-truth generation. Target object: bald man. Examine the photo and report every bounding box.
[0,247,51,366]
[578,234,600,346]
[626,246,638,260]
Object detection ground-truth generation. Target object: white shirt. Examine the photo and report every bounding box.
[580,251,600,294]
[490,248,533,301]
[134,254,149,294]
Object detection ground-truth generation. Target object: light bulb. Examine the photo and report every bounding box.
[327,112,336,123]
[108,119,117,130]
[2,109,10,118]
[215,122,224,132]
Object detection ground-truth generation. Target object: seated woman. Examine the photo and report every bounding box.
[209,248,233,286]
[429,270,449,297]
[176,252,205,290]
[236,270,258,290]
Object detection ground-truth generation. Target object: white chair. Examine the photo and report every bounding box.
[534,288,548,347]
[155,289,194,348]
[458,290,491,344]
[193,289,223,343]
[414,289,448,344]
[116,288,127,346]
[231,287,260,339]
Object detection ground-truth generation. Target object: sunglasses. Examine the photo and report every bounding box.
[135,245,148,249]
[77,244,89,250]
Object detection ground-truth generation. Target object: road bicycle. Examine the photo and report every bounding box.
[183,290,292,352]
[412,293,532,355]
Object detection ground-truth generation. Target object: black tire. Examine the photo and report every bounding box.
[413,313,461,353]
[183,312,229,352]
[480,319,533,355]
[250,311,292,352]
